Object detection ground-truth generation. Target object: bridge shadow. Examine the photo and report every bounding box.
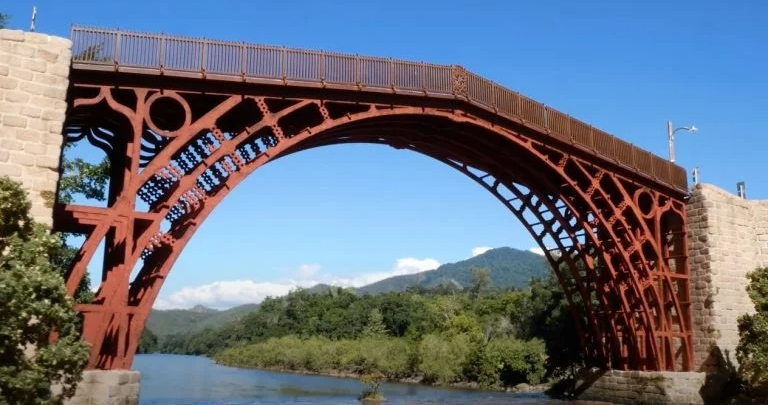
[544,367,606,400]
[543,348,746,405]
[698,346,752,405]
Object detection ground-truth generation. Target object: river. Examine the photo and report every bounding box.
[134,354,612,405]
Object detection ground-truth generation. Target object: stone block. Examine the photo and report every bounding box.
[5,90,30,103]
[94,370,131,386]
[42,108,65,122]
[48,63,70,78]
[90,382,120,399]
[10,67,35,81]
[0,76,19,89]
[24,32,51,44]
[24,142,46,155]
[3,115,27,128]
[0,163,22,177]
[128,372,141,384]
[0,138,23,150]
[1,29,25,42]
[10,151,35,166]
[120,383,139,396]
[36,154,60,169]
[20,106,41,118]
[63,395,89,405]
[37,48,60,63]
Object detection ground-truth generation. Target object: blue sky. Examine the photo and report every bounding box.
[5,1,767,308]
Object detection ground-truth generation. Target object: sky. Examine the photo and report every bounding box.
[5,1,767,309]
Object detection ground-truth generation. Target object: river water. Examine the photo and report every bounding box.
[134,354,611,405]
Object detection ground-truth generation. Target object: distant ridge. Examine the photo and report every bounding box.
[146,247,549,336]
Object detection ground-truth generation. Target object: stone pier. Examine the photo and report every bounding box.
[0,28,71,226]
[53,370,141,405]
[577,184,768,404]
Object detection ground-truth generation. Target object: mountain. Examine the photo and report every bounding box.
[356,247,548,295]
[145,247,548,336]
[146,303,259,337]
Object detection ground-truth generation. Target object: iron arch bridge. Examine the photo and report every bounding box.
[55,26,692,372]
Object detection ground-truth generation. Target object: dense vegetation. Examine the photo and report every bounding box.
[0,177,90,404]
[143,247,548,338]
[155,268,584,389]
[146,304,259,337]
[737,266,768,400]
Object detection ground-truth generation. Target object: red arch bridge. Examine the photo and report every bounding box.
[54,26,693,373]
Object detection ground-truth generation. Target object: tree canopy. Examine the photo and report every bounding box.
[737,266,768,397]
[0,177,90,405]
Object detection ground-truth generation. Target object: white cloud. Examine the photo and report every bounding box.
[154,257,440,310]
[471,246,492,257]
[529,247,545,256]
[153,280,307,310]
[296,263,321,278]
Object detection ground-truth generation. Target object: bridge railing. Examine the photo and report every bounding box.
[70,26,687,192]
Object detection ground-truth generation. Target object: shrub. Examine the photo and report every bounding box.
[0,176,90,405]
[417,333,471,384]
[737,267,768,394]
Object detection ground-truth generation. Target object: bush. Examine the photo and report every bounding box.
[462,337,546,387]
[215,336,412,378]
[737,267,768,394]
[0,176,90,405]
[417,333,471,384]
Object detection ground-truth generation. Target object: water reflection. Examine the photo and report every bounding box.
[134,354,607,405]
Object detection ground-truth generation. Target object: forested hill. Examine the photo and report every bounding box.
[357,247,548,295]
[146,247,548,336]
[147,303,259,336]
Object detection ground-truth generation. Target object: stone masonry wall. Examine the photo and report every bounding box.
[55,370,140,405]
[578,370,709,405]
[687,183,768,372]
[0,29,71,226]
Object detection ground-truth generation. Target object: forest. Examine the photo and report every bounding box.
[143,269,587,390]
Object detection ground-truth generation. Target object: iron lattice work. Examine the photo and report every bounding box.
[57,27,693,372]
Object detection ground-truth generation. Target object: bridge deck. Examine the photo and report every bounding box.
[68,26,687,193]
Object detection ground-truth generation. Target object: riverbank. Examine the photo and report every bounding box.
[213,359,551,394]
[214,335,549,393]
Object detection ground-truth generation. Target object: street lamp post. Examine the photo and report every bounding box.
[667,120,698,163]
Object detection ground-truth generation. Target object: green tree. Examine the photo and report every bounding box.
[48,139,111,305]
[737,267,768,394]
[470,267,492,299]
[137,328,159,354]
[362,309,388,338]
[0,176,90,405]
[56,142,110,205]
[0,13,9,29]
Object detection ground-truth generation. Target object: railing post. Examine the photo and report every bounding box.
[201,39,207,74]
[159,36,165,71]
[114,31,121,68]
[355,54,361,89]
[240,43,246,79]
[491,82,497,112]
[420,62,426,94]
[281,46,287,83]
[319,51,325,84]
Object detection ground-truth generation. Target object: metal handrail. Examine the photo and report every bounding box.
[69,25,687,192]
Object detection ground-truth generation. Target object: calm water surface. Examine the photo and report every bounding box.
[134,354,612,405]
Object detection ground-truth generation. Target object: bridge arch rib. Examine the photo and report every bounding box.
[56,84,692,372]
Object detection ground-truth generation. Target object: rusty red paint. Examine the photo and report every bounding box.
[56,28,693,372]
